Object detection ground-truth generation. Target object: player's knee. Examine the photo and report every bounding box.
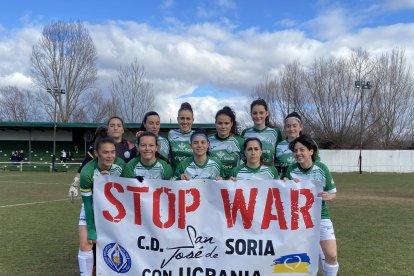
[325,254,337,265]
[80,241,93,251]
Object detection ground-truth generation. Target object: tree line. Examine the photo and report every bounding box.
[0,21,154,124]
[251,49,414,149]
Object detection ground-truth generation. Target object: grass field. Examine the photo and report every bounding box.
[0,171,413,275]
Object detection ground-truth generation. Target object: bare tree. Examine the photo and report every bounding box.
[251,74,281,126]
[0,86,43,121]
[372,48,414,148]
[110,58,154,123]
[31,21,97,122]
[79,89,115,123]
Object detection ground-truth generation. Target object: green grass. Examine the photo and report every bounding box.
[0,172,413,275]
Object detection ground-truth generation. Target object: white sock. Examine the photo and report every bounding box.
[78,249,94,276]
[323,262,339,276]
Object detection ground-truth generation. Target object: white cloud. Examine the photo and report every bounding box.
[216,0,237,10]
[384,0,414,10]
[161,0,174,9]
[0,72,33,89]
[305,7,354,40]
[1,13,414,124]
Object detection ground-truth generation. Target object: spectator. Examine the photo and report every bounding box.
[60,149,67,163]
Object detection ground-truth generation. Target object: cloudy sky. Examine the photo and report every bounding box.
[1,0,414,123]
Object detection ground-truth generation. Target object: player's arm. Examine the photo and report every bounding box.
[80,170,97,241]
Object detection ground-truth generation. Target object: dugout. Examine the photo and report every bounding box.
[0,122,215,164]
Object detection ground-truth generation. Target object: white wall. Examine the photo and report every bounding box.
[320,150,414,173]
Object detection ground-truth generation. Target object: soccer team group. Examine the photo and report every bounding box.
[70,98,339,276]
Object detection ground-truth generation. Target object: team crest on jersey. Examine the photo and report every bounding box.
[226,145,233,153]
[103,243,132,273]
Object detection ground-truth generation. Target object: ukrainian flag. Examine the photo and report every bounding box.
[272,253,311,274]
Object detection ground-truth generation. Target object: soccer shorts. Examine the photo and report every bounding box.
[320,218,336,241]
[79,203,86,226]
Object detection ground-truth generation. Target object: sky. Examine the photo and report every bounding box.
[1,0,414,124]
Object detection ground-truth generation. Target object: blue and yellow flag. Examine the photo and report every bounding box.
[272,253,311,274]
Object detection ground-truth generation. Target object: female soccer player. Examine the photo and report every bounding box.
[78,129,125,276]
[136,111,170,160]
[241,99,283,166]
[275,111,304,178]
[208,106,244,179]
[69,116,136,198]
[167,102,195,170]
[175,129,224,180]
[230,137,279,180]
[123,131,173,180]
[285,134,339,276]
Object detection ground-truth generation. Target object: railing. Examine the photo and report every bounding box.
[0,161,82,172]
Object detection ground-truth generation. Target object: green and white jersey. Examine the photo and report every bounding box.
[241,126,282,165]
[276,138,321,178]
[80,158,125,240]
[286,161,336,219]
[231,164,279,180]
[168,129,194,170]
[275,139,296,168]
[158,135,170,160]
[122,156,173,180]
[208,134,244,179]
[175,156,223,180]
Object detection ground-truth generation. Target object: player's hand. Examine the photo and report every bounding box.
[181,174,190,181]
[68,176,80,202]
[88,239,96,245]
[229,176,237,182]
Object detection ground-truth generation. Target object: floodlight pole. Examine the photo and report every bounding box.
[354,80,372,174]
[49,86,65,172]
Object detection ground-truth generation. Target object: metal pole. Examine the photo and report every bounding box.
[52,94,57,172]
[359,87,363,174]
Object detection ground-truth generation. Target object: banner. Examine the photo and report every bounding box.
[93,176,323,276]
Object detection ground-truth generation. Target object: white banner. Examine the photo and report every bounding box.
[93,176,323,276]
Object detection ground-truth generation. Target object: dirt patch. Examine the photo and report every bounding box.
[337,192,414,204]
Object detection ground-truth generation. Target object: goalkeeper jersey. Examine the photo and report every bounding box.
[285,161,336,219]
[122,156,173,180]
[175,156,223,180]
[168,129,194,170]
[80,158,125,240]
[208,134,244,179]
[241,126,282,165]
[231,164,279,180]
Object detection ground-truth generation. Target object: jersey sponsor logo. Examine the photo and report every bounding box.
[103,242,132,273]
[272,253,311,273]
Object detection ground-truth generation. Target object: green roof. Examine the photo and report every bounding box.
[0,121,215,129]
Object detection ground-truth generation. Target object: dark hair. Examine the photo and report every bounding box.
[94,127,116,153]
[243,137,264,165]
[284,111,302,124]
[139,111,160,131]
[215,106,239,135]
[244,137,262,151]
[190,129,210,155]
[107,116,125,127]
[190,128,209,143]
[250,98,273,127]
[289,134,318,162]
[136,131,170,163]
[178,102,193,115]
